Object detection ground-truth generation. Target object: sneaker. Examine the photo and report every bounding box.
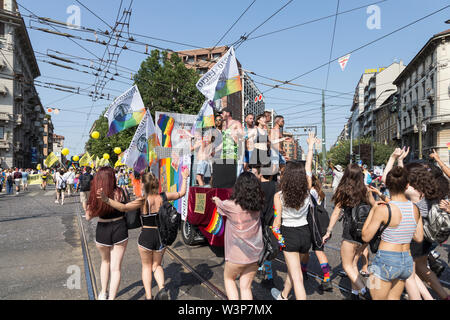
[97,292,108,300]
[256,268,266,280]
[338,270,348,277]
[348,293,360,300]
[55,200,59,204]
[154,287,169,300]
[362,290,372,300]
[260,278,275,288]
[271,288,288,300]
[318,280,333,292]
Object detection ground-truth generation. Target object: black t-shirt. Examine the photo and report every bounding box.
[260,180,278,227]
[79,173,93,192]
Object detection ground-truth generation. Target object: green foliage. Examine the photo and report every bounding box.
[327,137,395,167]
[84,50,205,158]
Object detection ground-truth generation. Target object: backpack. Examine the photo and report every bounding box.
[79,174,92,191]
[60,177,67,189]
[7,174,12,182]
[349,203,372,242]
[156,192,181,246]
[423,200,450,244]
[307,196,330,249]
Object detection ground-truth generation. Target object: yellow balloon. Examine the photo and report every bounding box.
[91,131,100,139]
[73,155,80,162]
[103,153,110,160]
[62,148,69,156]
[114,147,121,154]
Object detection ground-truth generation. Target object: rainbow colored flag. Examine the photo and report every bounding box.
[205,207,224,236]
[191,100,215,136]
[123,110,160,173]
[157,114,175,147]
[196,46,241,102]
[104,85,146,137]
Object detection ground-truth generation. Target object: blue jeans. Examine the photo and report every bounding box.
[369,250,413,282]
[6,182,13,194]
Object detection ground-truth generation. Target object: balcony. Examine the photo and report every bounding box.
[412,100,418,108]
[426,88,435,100]
[14,114,22,126]
[427,114,450,125]
[0,112,11,122]
[0,141,10,149]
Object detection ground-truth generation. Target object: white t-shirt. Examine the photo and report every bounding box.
[278,191,310,227]
[332,169,343,191]
[64,171,75,184]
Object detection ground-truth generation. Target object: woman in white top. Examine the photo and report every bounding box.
[272,132,319,300]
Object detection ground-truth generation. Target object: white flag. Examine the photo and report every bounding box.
[196,46,242,102]
[338,54,350,71]
[104,85,146,136]
[123,110,160,173]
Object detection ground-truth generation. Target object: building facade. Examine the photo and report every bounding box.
[52,133,65,164]
[374,93,400,145]
[0,0,45,169]
[43,114,53,158]
[394,29,450,162]
[282,132,299,161]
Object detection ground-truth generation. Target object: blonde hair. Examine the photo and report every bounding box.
[141,172,159,197]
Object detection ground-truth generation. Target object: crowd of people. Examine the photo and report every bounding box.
[2,108,449,302]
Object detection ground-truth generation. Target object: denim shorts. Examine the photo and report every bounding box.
[368,250,413,282]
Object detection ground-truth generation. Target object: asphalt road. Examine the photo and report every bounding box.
[1,185,449,300]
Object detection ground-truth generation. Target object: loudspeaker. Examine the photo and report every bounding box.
[212,163,237,188]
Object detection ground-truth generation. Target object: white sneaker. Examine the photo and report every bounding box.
[271,288,287,300]
[97,292,108,300]
[55,200,59,204]
[61,201,64,205]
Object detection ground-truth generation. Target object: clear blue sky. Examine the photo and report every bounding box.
[19,0,450,157]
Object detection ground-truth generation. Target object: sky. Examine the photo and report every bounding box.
[17,0,450,158]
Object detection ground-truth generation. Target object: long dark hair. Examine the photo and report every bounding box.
[280,161,309,210]
[405,162,439,200]
[332,163,368,208]
[312,174,325,202]
[230,171,264,212]
[88,167,121,218]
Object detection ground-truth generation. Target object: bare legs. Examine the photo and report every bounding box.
[224,261,258,300]
[139,247,165,299]
[341,241,367,291]
[96,240,128,300]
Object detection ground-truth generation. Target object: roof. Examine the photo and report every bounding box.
[393,29,450,84]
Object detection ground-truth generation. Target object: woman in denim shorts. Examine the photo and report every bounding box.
[362,166,423,300]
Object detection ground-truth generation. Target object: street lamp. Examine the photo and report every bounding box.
[370,88,396,169]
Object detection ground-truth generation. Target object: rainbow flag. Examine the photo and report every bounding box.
[157,114,175,147]
[205,207,224,236]
[191,100,215,136]
[196,46,241,102]
[104,85,146,136]
[123,110,160,173]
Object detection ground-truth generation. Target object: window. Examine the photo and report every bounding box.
[0,126,3,139]
[422,82,426,99]
[430,73,434,89]
[0,22,4,37]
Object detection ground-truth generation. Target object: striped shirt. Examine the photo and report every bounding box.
[381,201,417,244]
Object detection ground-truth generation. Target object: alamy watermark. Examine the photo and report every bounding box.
[366,4,381,30]
[65,265,81,290]
[66,4,81,29]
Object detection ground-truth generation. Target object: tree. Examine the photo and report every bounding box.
[85,50,205,160]
[328,137,395,167]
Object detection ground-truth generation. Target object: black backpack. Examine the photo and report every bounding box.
[349,203,372,242]
[307,196,330,249]
[79,173,92,191]
[156,193,181,247]
[423,200,450,244]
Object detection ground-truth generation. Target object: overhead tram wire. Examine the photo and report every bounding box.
[262,3,450,94]
[234,0,294,50]
[244,0,387,42]
[324,0,340,92]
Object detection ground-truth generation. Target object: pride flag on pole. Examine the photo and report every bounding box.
[196,46,241,102]
[123,110,160,173]
[157,114,175,147]
[191,100,215,136]
[104,85,146,136]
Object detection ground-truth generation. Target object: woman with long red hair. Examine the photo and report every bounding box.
[86,167,129,300]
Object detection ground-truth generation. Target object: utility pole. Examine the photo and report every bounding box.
[322,90,327,170]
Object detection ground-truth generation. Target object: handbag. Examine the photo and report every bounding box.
[258,224,279,267]
[120,188,142,229]
[369,203,392,254]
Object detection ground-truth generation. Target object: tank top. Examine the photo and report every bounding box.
[221,128,238,160]
[381,201,417,244]
[279,191,310,227]
[141,198,160,227]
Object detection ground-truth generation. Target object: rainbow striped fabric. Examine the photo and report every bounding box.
[107,110,146,136]
[205,207,224,236]
[157,114,175,147]
[214,76,242,101]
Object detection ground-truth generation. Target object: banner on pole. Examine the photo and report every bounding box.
[338,54,350,71]
[196,46,241,102]
[104,85,146,136]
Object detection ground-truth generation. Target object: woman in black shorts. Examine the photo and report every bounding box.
[98,167,189,300]
[86,167,129,300]
[322,164,376,300]
[271,131,318,300]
